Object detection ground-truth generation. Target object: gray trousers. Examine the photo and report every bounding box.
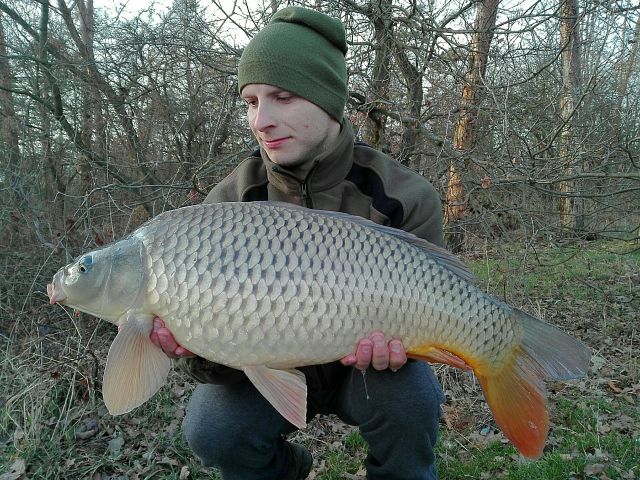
[183,361,444,480]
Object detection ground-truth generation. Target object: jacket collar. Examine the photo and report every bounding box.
[261,120,354,195]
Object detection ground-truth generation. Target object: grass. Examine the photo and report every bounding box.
[436,396,639,479]
[1,239,638,479]
[470,241,639,303]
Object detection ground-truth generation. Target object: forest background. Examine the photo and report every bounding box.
[0,0,638,478]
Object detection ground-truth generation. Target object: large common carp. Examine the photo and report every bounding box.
[48,201,590,458]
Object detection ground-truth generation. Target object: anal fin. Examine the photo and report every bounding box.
[408,345,473,371]
[243,365,307,429]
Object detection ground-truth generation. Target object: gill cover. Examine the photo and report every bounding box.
[60,237,145,322]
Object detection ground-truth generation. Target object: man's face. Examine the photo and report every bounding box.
[241,84,341,169]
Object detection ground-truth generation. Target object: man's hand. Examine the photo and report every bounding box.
[149,317,194,358]
[340,331,407,372]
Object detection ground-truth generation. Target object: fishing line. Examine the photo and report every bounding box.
[361,370,370,400]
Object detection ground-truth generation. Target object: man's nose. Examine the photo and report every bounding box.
[252,104,276,131]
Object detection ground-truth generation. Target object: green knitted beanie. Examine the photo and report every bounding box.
[238,7,348,121]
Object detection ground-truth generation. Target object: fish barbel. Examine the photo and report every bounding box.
[47,201,590,458]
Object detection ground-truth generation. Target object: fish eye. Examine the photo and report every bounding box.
[79,256,93,273]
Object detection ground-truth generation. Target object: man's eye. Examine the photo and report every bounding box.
[276,95,293,102]
[244,99,257,107]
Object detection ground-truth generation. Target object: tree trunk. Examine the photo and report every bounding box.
[616,14,640,126]
[56,0,160,188]
[363,0,392,149]
[0,15,23,203]
[558,0,584,230]
[36,0,66,221]
[78,0,98,196]
[445,0,499,251]
[393,43,424,168]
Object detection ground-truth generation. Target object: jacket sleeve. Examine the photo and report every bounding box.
[399,178,444,247]
[356,145,444,247]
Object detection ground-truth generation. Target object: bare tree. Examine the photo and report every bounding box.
[558,0,584,230]
[0,13,22,203]
[445,0,500,251]
[0,0,637,253]
[77,0,105,198]
[615,12,640,131]
[363,0,393,149]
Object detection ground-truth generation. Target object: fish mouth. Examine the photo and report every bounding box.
[47,270,67,305]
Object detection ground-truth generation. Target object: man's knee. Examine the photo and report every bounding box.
[183,391,237,466]
[369,387,442,433]
[373,363,443,407]
[357,362,445,434]
[182,382,290,468]
[351,365,443,479]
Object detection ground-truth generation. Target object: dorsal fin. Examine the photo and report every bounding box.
[254,201,474,282]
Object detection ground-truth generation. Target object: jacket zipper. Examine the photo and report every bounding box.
[272,160,319,209]
[300,181,313,208]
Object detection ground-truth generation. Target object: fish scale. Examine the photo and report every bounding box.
[48,201,590,458]
[128,202,512,368]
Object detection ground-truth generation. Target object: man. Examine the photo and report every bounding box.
[152,7,445,480]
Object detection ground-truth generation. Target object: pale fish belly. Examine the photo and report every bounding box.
[138,203,518,369]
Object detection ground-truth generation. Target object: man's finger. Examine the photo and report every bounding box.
[370,332,389,370]
[354,338,373,370]
[149,318,163,348]
[151,317,191,357]
[388,339,407,371]
[175,346,194,357]
[157,328,179,353]
[153,317,165,330]
[340,353,357,366]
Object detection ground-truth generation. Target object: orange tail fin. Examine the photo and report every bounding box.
[410,307,590,459]
[476,346,548,458]
[479,308,590,458]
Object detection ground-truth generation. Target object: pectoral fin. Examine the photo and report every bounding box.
[243,365,307,429]
[103,315,171,415]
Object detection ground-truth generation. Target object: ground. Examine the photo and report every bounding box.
[1,239,638,479]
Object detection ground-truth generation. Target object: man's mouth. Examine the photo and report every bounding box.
[263,137,290,149]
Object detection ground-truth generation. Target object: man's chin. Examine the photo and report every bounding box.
[266,152,303,169]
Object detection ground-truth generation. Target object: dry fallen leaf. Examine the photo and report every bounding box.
[75,417,100,440]
[107,435,125,456]
[12,429,24,446]
[621,468,636,479]
[179,466,190,480]
[608,380,623,393]
[0,459,26,480]
[341,471,366,480]
[584,463,606,476]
